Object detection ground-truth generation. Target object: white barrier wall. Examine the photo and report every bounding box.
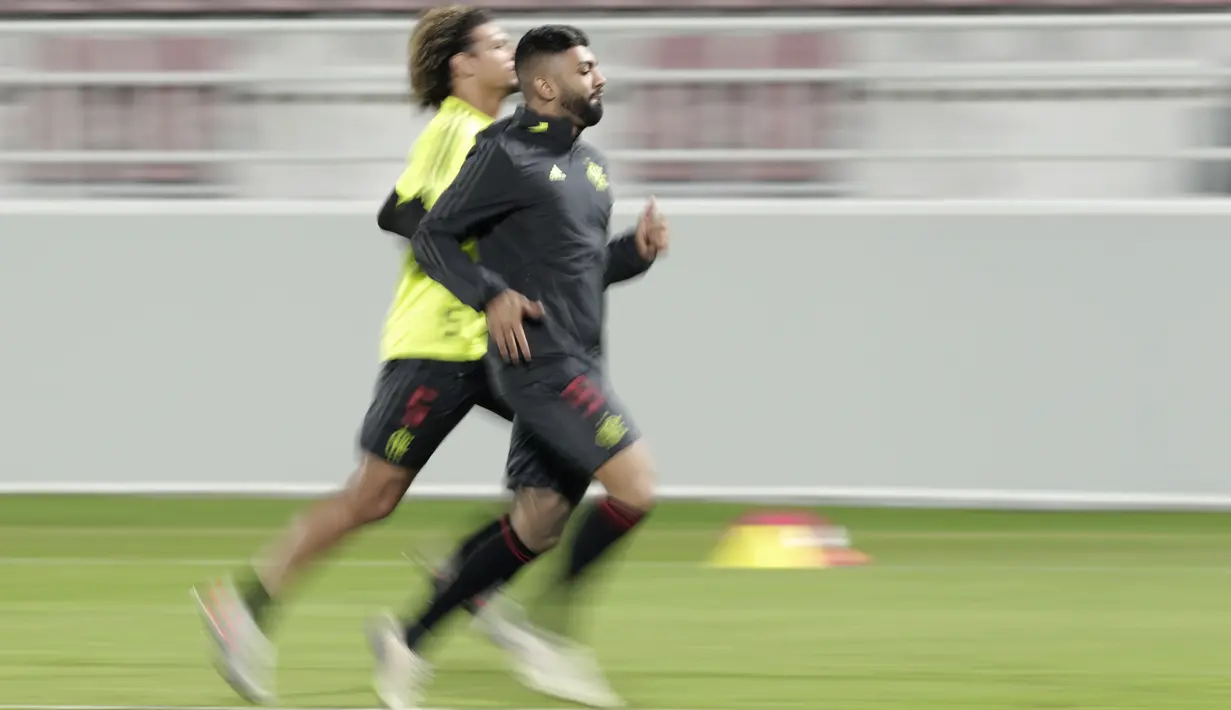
[4,201,1231,509]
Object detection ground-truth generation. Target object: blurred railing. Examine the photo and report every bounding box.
[3,13,1231,198]
[4,0,1231,12]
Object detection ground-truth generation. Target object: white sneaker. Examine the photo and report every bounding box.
[191,577,276,705]
[551,642,626,709]
[471,594,527,650]
[478,606,624,709]
[366,613,433,710]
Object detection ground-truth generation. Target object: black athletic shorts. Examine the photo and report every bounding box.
[358,358,512,470]
[495,356,641,506]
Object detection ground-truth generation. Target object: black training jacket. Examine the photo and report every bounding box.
[410,105,654,363]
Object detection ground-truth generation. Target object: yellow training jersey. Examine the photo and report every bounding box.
[380,97,495,362]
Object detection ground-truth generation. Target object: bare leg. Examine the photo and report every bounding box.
[253,457,416,600]
[192,455,416,705]
[242,454,418,628]
[509,486,575,551]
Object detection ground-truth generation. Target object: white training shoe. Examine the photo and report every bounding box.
[477,605,624,709]
[470,592,527,649]
[191,577,277,705]
[366,613,434,710]
[549,641,626,709]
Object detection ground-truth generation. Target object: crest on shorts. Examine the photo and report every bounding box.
[595,413,628,449]
[586,160,608,192]
[385,428,415,463]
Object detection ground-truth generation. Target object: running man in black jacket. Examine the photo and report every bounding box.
[366,25,669,710]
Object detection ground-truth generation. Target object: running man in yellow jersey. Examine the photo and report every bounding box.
[191,8,573,704]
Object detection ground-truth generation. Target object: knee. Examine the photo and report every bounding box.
[612,477,656,514]
[509,488,573,553]
[604,466,657,514]
[355,488,402,524]
[345,457,414,525]
[594,440,658,513]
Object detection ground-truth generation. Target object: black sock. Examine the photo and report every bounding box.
[404,515,538,651]
[456,518,503,559]
[535,497,647,636]
[566,497,647,581]
[435,517,503,615]
[237,569,276,632]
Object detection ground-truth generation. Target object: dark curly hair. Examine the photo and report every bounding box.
[408,5,493,110]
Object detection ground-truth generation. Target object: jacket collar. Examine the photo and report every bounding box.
[515,105,578,150]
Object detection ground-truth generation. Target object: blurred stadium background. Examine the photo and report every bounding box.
[2,3,1231,710]
[6,1,1231,199]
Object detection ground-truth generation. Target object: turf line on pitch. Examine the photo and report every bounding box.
[0,556,1223,573]
[0,525,1224,541]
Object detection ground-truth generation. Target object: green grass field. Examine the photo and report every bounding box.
[0,495,1229,710]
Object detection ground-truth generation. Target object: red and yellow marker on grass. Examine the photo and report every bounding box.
[709,511,871,569]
